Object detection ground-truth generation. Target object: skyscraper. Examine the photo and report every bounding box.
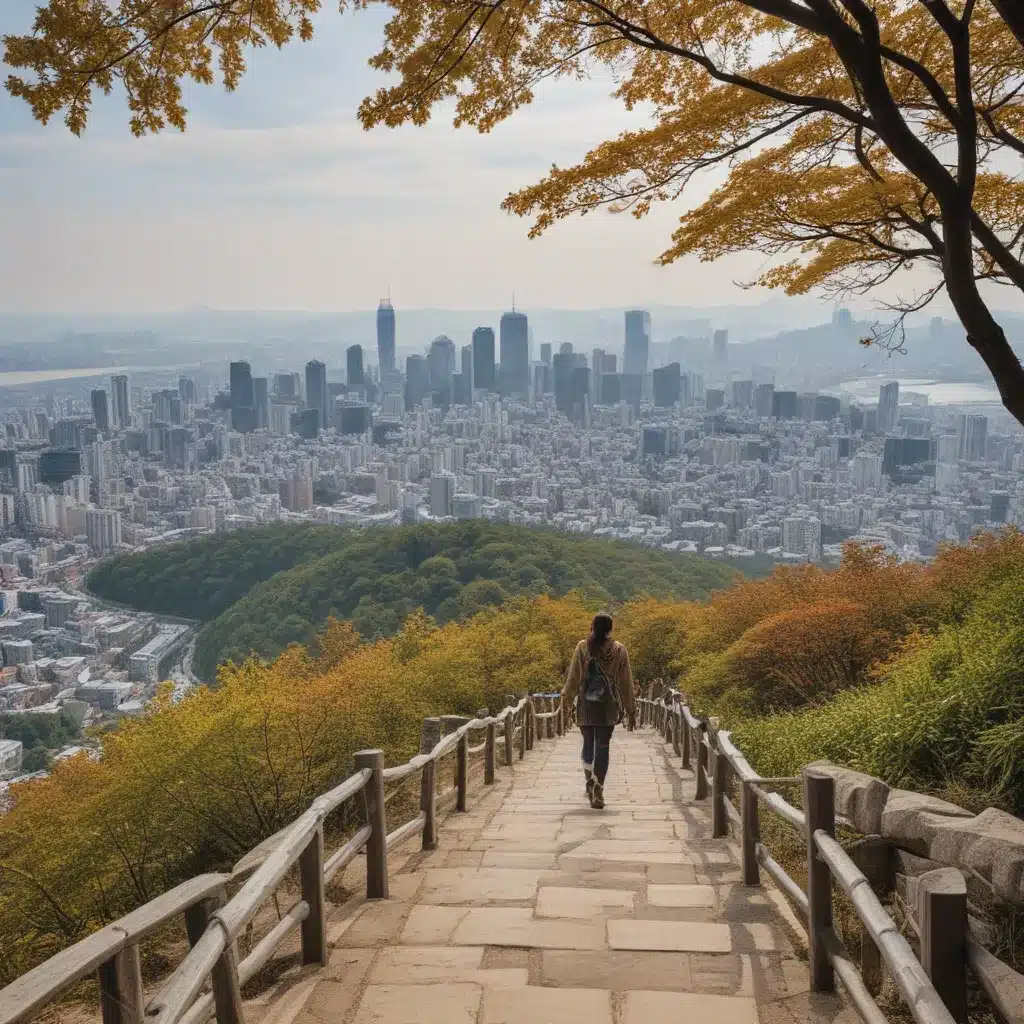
[653,363,681,408]
[472,327,496,392]
[461,344,473,393]
[623,310,650,376]
[569,366,590,424]
[347,344,364,391]
[229,362,256,433]
[377,300,396,376]
[553,352,574,415]
[713,329,729,363]
[754,383,774,418]
[178,376,197,407]
[428,336,456,388]
[91,389,110,432]
[878,381,900,432]
[274,372,300,399]
[253,377,270,429]
[110,374,131,429]
[540,343,552,366]
[304,360,328,431]
[499,311,530,397]
[958,413,988,461]
[405,355,431,409]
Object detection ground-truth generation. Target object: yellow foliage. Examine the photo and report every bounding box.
[0,595,594,981]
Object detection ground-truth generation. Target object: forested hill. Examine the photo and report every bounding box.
[88,522,738,679]
[88,523,345,623]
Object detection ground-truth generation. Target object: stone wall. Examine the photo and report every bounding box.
[808,761,1024,907]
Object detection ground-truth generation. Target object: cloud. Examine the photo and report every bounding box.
[2,1,1012,318]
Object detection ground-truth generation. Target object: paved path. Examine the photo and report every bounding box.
[282,728,855,1024]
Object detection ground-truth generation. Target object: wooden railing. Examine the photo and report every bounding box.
[638,693,1024,1024]
[0,693,568,1024]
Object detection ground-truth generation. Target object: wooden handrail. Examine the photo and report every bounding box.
[0,696,538,1024]
[0,874,231,1024]
[637,693,1016,1024]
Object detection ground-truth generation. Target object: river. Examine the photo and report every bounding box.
[0,366,173,387]
[832,377,1002,405]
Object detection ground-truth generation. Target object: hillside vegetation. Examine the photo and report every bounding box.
[90,522,738,679]
[5,531,1024,985]
[88,523,346,622]
[677,529,1024,816]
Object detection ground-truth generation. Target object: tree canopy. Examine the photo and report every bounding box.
[5,0,1024,422]
[88,522,739,678]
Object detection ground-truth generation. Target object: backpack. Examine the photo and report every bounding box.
[583,653,614,704]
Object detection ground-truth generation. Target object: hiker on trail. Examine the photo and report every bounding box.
[561,612,636,809]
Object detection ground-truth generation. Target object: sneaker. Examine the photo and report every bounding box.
[590,782,605,810]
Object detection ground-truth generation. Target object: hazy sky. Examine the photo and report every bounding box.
[0,2,1014,317]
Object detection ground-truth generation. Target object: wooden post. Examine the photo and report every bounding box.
[355,749,388,899]
[420,717,441,851]
[420,759,437,850]
[503,713,513,766]
[664,704,672,743]
[526,699,535,750]
[695,727,709,800]
[556,699,564,736]
[99,945,145,1024]
[712,740,728,838]
[518,706,526,760]
[681,715,691,770]
[671,697,681,756]
[298,824,326,965]
[741,779,759,885]
[181,893,244,1024]
[849,836,890,995]
[484,721,496,784]
[547,696,556,739]
[917,868,968,1023]
[803,768,835,993]
[420,716,442,756]
[442,715,469,790]
[456,730,468,811]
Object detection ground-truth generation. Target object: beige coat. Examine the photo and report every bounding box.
[561,639,636,727]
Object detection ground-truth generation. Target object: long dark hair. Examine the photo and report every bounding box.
[587,612,613,655]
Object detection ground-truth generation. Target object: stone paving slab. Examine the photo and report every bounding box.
[286,727,837,1024]
[622,989,759,1024]
[607,919,732,952]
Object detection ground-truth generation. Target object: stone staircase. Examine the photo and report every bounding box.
[265,728,855,1024]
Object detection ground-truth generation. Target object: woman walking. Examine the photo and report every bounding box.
[561,612,635,809]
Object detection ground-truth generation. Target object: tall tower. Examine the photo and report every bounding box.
[472,327,496,392]
[347,344,364,391]
[713,329,729,363]
[878,380,900,433]
[623,310,651,376]
[499,310,529,397]
[91,389,110,432]
[304,360,329,431]
[110,374,131,429]
[253,377,269,429]
[377,299,396,376]
[405,355,431,410]
[229,362,256,433]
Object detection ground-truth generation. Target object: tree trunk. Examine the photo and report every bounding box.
[991,0,1024,51]
[943,205,1024,427]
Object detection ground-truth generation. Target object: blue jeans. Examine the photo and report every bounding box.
[580,725,614,784]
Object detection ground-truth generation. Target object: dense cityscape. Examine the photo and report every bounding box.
[0,301,1020,783]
